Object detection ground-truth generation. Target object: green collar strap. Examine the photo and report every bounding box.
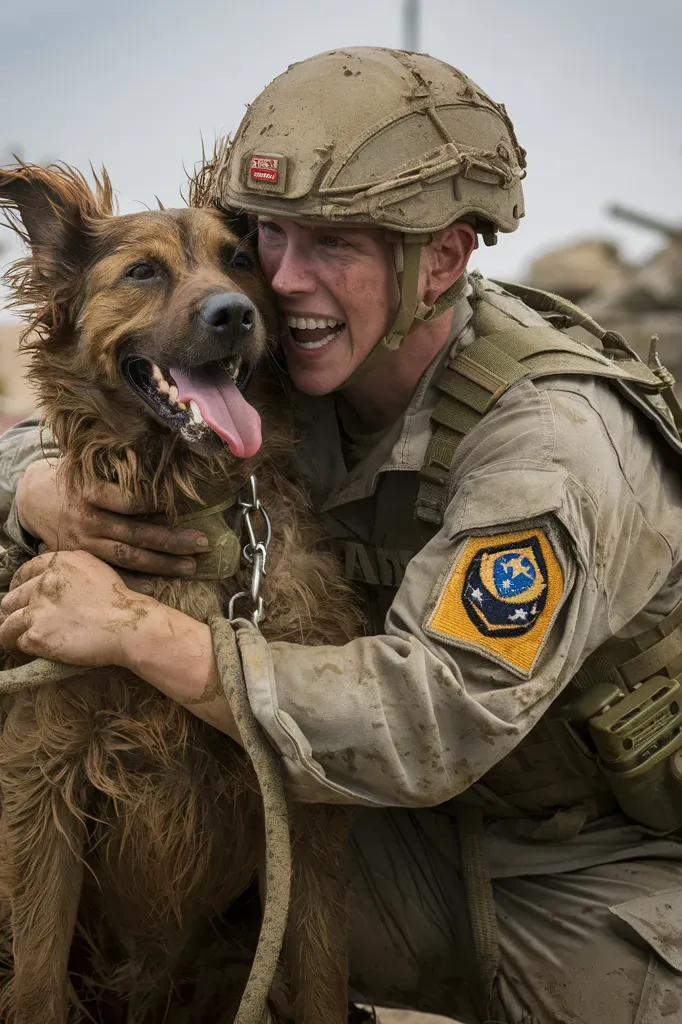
[175,495,241,581]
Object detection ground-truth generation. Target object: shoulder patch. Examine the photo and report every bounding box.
[424,528,565,677]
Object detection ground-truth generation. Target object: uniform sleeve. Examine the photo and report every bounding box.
[236,485,587,807]
[0,418,58,552]
[235,381,674,807]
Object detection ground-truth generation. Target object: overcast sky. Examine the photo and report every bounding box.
[1,0,680,322]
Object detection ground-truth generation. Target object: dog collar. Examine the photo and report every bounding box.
[175,495,241,581]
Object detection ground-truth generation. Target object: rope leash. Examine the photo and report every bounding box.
[210,616,290,1024]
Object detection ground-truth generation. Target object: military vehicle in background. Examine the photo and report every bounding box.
[524,238,629,304]
[586,205,682,374]
[525,205,682,386]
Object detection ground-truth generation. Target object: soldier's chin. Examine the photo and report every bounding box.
[284,354,350,396]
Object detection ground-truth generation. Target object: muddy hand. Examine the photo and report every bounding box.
[16,458,208,575]
[0,550,156,666]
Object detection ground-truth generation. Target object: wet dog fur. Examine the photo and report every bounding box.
[0,161,364,1024]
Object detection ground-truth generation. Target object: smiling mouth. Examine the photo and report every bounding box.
[119,354,262,458]
[286,316,346,351]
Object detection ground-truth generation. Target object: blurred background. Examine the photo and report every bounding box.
[1,0,681,430]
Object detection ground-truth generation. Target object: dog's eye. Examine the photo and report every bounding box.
[231,251,253,271]
[126,262,156,281]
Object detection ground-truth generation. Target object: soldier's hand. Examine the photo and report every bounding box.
[15,459,208,576]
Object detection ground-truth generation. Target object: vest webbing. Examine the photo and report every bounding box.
[416,280,670,525]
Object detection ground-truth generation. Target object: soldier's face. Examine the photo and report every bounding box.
[257,217,400,394]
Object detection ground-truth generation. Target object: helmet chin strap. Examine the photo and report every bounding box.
[337,232,469,391]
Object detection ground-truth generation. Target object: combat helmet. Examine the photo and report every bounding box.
[219,47,527,381]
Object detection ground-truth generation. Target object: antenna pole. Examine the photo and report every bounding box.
[403,0,420,51]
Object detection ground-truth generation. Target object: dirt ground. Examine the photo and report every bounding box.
[375,1011,459,1023]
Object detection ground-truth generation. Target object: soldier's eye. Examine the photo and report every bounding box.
[318,234,348,250]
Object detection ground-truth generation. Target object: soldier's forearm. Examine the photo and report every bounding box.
[121,600,243,746]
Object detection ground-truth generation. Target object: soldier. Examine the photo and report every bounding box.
[2,47,682,1023]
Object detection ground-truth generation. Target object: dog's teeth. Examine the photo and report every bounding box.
[157,379,170,394]
[227,355,242,382]
[189,400,203,424]
[151,363,164,382]
[168,385,178,404]
[177,400,187,411]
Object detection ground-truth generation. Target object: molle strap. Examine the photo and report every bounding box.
[175,495,241,581]
[597,597,682,688]
[491,279,642,361]
[415,283,668,527]
[456,804,499,1010]
[415,330,529,524]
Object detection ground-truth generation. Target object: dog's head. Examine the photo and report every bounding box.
[0,163,278,460]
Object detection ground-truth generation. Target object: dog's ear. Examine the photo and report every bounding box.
[0,163,113,284]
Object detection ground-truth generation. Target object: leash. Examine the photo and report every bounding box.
[211,616,290,1024]
[0,474,292,1024]
[222,474,291,1024]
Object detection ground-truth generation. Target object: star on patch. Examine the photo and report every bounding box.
[461,535,548,638]
[424,528,566,678]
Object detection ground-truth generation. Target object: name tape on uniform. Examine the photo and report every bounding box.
[424,528,564,677]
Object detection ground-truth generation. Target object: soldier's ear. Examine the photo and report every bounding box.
[422,223,477,306]
[0,163,112,285]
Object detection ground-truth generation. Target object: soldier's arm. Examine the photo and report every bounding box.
[232,380,675,806]
[236,507,584,806]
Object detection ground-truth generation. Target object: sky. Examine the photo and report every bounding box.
[1,0,680,322]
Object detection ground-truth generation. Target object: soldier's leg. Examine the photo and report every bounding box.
[348,806,682,1024]
[347,806,479,1022]
[492,855,682,1024]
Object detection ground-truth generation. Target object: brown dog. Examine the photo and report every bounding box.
[0,162,362,1024]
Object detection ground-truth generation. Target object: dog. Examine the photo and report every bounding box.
[0,160,363,1024]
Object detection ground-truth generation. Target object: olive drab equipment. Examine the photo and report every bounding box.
[420,275,682,839]
[217,47,527,383]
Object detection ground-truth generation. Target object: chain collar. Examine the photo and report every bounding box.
[228,475,272,627]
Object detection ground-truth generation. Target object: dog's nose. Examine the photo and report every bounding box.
[200,293,256,337]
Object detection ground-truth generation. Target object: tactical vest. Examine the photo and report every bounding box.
[325,275,682,838]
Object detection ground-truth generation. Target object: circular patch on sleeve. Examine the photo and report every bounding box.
[424,528,565,677]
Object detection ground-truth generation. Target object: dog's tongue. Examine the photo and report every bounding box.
[170,368,262,458]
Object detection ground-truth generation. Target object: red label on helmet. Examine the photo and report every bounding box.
[250,155,279,184]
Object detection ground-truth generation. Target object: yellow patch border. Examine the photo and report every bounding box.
[424,528,565,679]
